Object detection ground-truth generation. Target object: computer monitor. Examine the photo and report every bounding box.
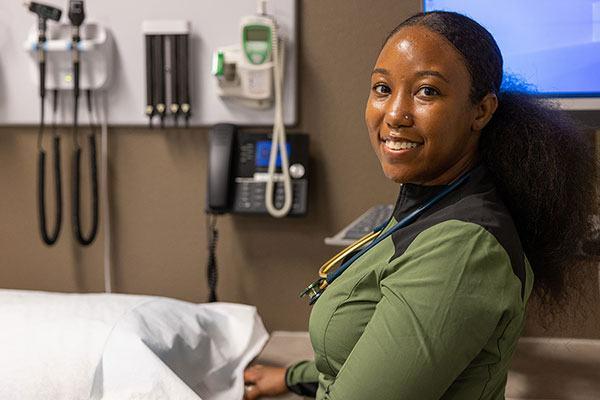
[422,0,600,110]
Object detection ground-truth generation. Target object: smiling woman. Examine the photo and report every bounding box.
[366,24,497,186]
[243,11,599,400]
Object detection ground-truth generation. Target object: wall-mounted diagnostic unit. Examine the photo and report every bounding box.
[212,12,279,109]
[0,0,297,126]
[24,21,113,93]
[24,0,107,247]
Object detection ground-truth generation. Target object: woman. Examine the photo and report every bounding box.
[244,11,598,400]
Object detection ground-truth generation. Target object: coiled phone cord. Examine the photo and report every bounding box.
[264,18,293,218]
[38,89,63,245]
[206,214,219,302]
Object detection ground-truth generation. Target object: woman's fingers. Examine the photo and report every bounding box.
[244,364,263,383]
[243,364,288,399]
[244,384,260,400]
[244,365,264,399]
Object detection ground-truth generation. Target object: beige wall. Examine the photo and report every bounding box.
[1,0,599,337]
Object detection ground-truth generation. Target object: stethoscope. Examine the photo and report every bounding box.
[300,170,472,305]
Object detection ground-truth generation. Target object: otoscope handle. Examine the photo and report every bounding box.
[28,1,62,98]
[38,59,46,99]
[37,18,47,39]
[36,23,46,99]
[68,0,85,27]
[68,0,84,101]
[72,55,80,99]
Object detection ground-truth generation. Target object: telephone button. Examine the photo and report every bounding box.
[289,163,305,179]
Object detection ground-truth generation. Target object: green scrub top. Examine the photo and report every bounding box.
[286,165,534,400]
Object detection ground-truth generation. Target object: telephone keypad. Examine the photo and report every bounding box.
[233,180,308,215]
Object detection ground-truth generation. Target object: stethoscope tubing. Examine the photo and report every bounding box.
[326,171,472,284]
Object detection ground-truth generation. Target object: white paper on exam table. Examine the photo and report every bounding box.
[0,289,268,400]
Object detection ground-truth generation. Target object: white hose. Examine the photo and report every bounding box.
[264,19,292,218]
[100,91,112,293]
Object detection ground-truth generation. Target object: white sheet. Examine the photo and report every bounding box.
[0,290,268,400]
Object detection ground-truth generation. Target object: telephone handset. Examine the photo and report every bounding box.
[207,123,236,213]
[206,123,309,216]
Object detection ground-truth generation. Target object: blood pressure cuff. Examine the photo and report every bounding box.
[285,360,319,398]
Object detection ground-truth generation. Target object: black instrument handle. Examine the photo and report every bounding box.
[72,56,80,130]
[170,35,179,125]
[145,34,155,122]
[178,34,191,124]
[39,59,46,99]
[153,35,166,127]
[73,53,80,100]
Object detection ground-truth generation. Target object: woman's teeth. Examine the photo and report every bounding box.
[384,140,420,150]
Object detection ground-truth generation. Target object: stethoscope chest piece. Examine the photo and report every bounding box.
[299,278,326,305]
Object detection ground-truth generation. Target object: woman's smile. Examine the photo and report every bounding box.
[380,137,423,157]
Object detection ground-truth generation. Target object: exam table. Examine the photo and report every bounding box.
[2,289,597,399]
[255,332,600,400]
[0,289,268,400]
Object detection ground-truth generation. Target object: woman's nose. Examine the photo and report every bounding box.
[384,92,413,128]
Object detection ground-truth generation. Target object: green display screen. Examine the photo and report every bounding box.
[246,27,269,42]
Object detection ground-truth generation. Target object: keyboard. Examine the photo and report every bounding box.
[324,204,394,246]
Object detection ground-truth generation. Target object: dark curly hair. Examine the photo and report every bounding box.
[386,12,599,316]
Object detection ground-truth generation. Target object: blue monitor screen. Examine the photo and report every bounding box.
[423,0,600,97]
[255,141,291,168]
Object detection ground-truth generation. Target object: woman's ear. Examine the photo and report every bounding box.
[472,93,498,132]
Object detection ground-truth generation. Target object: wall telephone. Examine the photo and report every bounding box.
[206,123,308,216]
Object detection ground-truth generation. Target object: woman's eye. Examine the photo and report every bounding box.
[372,83,391,95]
[417,86,440,97]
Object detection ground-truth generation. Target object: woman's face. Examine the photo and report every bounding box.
[365,25,482,185]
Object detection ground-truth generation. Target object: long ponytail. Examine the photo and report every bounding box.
[480,92,598,306]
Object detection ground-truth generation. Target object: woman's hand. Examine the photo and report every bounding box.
[243,364,289,400]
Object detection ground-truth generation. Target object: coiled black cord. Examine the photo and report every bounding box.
[38,89,62,246]
[72,90,99,246]
[206,214,219,302]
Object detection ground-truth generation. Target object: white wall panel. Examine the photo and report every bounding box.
[0,0,297,126]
